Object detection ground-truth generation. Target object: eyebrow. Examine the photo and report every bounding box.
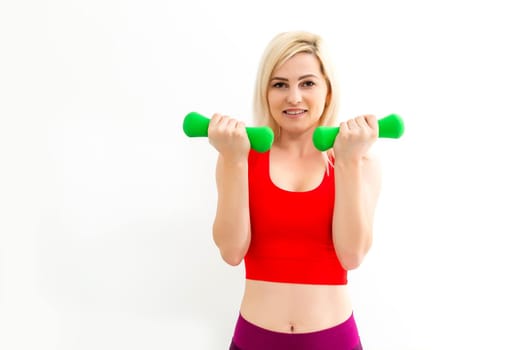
[270,74,319,81]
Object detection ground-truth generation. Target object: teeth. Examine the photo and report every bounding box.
[286,110,304,115]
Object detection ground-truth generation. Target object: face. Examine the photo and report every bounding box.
[267,52,329,135]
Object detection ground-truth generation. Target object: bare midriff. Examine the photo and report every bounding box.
[239,279,353,334]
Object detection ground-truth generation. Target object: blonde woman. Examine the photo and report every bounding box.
[208,31,381,350]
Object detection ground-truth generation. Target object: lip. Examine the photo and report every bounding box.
[283,109,307,118]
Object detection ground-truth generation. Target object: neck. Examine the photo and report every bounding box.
[274,128,317,157]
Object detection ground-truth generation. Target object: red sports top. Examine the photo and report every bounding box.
[244,149,347,285]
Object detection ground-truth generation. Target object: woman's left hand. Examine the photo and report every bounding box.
[333,114,378,162]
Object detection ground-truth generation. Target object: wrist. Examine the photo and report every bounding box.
[335,156,365,169]
[220,154,248,167]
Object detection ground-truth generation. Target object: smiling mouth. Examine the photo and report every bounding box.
[284,109,307,117]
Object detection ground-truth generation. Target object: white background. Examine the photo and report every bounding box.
[1,0,524,349]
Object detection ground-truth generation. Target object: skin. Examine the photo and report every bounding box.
[208,52,382,333]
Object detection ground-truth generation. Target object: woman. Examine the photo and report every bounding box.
[208,31,381,350]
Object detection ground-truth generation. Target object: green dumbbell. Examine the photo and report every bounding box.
[183,112,274,153]
[313,114,405,151]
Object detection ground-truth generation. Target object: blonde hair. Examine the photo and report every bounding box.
[252,31,340,167]
[253,31,340,132]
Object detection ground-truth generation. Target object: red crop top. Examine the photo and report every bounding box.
[244,149,347,285]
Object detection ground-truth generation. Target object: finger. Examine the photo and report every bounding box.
[209,113,224,127]
[214,115,230,132]
[346,118,359,130]
[355,115,368,130]
[339,120,350,133]
[363,114,377,127]
[363,114,379,135]
[226,117,237,129]
[229,119,246,137]
[212,114,231,132]
[236,121,246,130]
[233,121,247,137]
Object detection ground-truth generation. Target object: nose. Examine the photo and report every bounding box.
[286,87,302,105]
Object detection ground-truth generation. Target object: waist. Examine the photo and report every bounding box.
[240,279,353,333]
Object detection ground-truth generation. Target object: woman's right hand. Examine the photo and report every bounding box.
[208,113,251,161]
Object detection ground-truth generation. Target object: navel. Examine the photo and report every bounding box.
[289,323,295,333]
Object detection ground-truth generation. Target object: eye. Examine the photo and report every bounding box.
[301,80,316,87]
[272,82,287,88]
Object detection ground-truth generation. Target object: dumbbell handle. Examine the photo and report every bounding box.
[313,114,404,151]
[183,112,274,153]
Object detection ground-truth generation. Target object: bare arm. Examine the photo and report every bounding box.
[332,155,381,270]
[332,114,381,270]
[213,154,251,266]
[208,113,251,266]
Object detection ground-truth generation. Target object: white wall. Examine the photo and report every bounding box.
[1,0,524,349]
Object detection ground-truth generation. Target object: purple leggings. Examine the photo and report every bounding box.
[229,313,363,350]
